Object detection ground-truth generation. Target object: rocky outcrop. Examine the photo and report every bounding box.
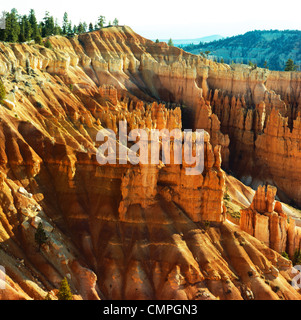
[209,81,301,205]
[255,109,301,205]
[158,134,225,223]
[195,97,230,167]
[240,185,301,258]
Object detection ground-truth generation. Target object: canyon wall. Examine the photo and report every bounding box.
[2,26,301,206]
[0,26,300,300]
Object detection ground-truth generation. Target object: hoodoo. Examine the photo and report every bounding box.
[0,26,300,300]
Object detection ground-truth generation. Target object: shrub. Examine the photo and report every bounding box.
[223,187,231,201]
[0,80,6,103]
[34,222,48,251]
[44,292,52,300]
[202,220,210,231]
[281,251,289,260]
[34,35,43,45]
[36,101,44,108]
[57,277,73,300]
[44,38,52,49]
[284,58,298,71]
[293,249,301,265]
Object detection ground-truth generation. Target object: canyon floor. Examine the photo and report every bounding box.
[0,26,301,300]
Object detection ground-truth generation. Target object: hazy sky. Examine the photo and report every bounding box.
[1,0,301,39]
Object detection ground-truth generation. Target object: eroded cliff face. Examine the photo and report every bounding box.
[4,26,301,205]
[208,68,301,205]
[0,26,300,300]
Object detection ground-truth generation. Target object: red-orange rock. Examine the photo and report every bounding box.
[0,26,300,300]
[240,185,295,254]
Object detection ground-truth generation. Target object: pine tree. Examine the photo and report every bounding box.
[77,22,85,34]
[24,17,33,41]
[18,33,26,43]
[62,12,68,34]
[34,34,42,45]
[6,9,20,42]
[263,61,268,69]
[42,12,55,37]
[40,13,47,37]
[167,38,173,46]
[57,277,72,300]
[113,18,119,26]
[88,23,94,32]
[44,38,52,49]
[28,9,39,39]
[34,222,48,251]
[37,23,43,38]
[97,16,106,28]
[155,39,159,43]
[67,21,72,34]
[53,19,61,35]
[284,58,298,71]
[18,15,25,42]
[18,15,32,42]
[48,15,55,35]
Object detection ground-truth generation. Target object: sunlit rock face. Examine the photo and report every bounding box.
[207,68,301,206]
[241,185,287,252]
[0,26,300,300]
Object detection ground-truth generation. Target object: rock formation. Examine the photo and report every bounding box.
[240,185,301,259]
[209,80,301,205]
[0,26,300,300]
[2,27,301,206]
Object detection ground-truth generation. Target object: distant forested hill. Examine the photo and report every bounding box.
[182,30,301,71]
[157,35,224,46]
